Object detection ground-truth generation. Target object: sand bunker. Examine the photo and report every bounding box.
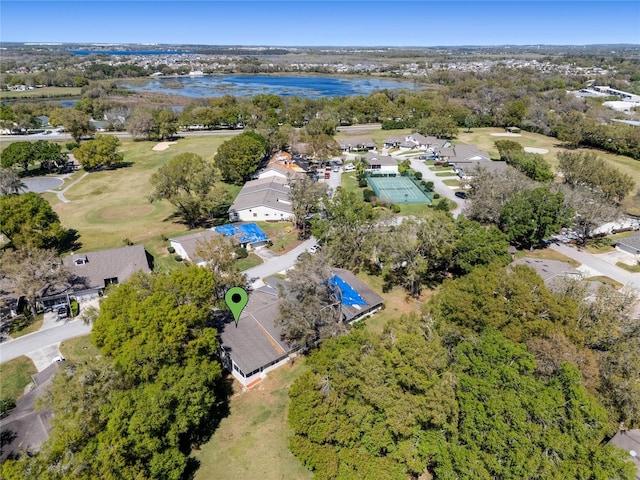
[524,147,549,154]
[490,132,522,137]
[152,141,177,151]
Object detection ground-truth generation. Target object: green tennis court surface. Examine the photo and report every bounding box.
[367,175,432,204]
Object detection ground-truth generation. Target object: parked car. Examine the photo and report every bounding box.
[324,172,330,179]
[344,164,355,172]
[455,191,467,199]
[51,355,65,364]
[57,306,68,320]
[332,165,340,172]
[309,244,321,254]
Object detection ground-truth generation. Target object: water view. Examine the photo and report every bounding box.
[120,75,420,99]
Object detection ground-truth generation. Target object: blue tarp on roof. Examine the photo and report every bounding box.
[215,224,240,237]
[330,275,367,306]
[238,223,269,244]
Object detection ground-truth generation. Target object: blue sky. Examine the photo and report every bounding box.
[2,1,639,46]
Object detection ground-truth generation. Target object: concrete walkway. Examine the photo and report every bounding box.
[54,171,89,203]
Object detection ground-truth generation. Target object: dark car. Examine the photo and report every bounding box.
[455,191,467,199]
[57,306,68,320]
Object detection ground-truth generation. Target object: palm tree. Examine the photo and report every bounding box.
[0,168,27,195]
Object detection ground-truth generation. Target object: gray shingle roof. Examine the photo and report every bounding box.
[169,230,219,263]
[229,176,293,214]
[617,232,640,253]
[512,258,581,283]
[364,152,398,167]
[63,244,151,291]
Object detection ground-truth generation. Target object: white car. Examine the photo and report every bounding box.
[309,244,321,254]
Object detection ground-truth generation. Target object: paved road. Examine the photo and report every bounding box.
[245,237,317,288]
[548,243,640,290]
[407,157,464,218]
[0,320,92,364]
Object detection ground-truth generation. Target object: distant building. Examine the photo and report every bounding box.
[169,230,219,265]
[338,138,377,153]
[256,150,307,180]
[363,152,399,174]
[384,133,449,150]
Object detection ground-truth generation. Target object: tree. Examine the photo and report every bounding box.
[215,132,269,184]
[452,217,510,274]
[0,167,26,195]
[0,193,74,251]
[194,235,247,304]
[128,106,155,139]
[150,152,228,228]
[0,247,71,316]
[499,186,573,249]
[288,174,328,239]
[73,134,124,170]
[152,108,179,140]
[0,142,35,172]
[277,251,345,351]
[417,115,459,138]
[558,151,635,203]
[312,188,378,271]
[31,140,68,173]
[49,107,94,142]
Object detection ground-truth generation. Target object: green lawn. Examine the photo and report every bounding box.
[457,127,640,215]
[0,86,82,99]
[435,171,457,177]
[442,179,461,187]
[10,315,44,338]
[237,253,263,271]
[47,136,236,253]
[193,363,312,480]
[516,248,581,268]
[0,356,37,402]
[335,127,412,149]
[59,335,101,363]
[616,261,640,272]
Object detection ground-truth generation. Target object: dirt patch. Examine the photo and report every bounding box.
[490,132,522,137]
[97,204,155,221]
[152,141,177,151]
[524,147,549,154]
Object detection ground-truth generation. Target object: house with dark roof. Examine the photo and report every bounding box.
[437,143,507,178]
[617,232,640,256]
[62,244,151,298]
[215,269,383,387]
[228,176,293,222]
[338,138,377,153]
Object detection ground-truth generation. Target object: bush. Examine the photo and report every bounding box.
[363,189,376,202]
[414,171,423,180]
[167,246,175,254]
[358,178,368,188]
[174,255,183,262]
[65,142,81,151]
[433,193,440,199]
[426,181,434,190]
[234,247,249,259]
[0,397,16,416]
[70,299,79,317]
[391,204,401,213]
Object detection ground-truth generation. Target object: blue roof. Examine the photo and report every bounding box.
[215,223,268,244]
[330,275,366,306]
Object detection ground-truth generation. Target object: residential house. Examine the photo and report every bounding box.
[384,133,449,151]
[215,269,383,387]
[169,230,220,265]
[228,176,293,222]
[437,143,507,179]
[512,258,582,287]
[363,152,399,175]
[256,150,307,180]
[338,138,377,153]
[608,430,640,480]
[59,244,151,301]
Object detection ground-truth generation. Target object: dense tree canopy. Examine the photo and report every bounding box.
[0,192,74,251]
[1,267,226,480]
[215,131,269,184]
[73,134,123,170]
[0,140,67,173]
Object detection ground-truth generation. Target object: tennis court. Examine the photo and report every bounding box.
[367,175,432,204]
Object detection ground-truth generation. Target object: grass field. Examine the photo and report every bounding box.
[516,247,581,268]
[0,86,82,99]
[456,127,640,215]
[10,315,44,338]
[0,356,37,401]
[59,335,101,363]
[193,364,313,480]
[335,127,411,148]
[45,136,236,256]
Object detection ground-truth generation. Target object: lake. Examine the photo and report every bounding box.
[120,75,420,99]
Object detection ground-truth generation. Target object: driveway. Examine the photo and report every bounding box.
[245,237,317,288]
[407,157,464,218]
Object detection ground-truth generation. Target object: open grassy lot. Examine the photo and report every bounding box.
[193,364,312,480]
[516,247,581,268]
[0,86,82,99]
[0,356,37,402]
[47,135,236,254]
[457,127,640,215]
[59,335,101,363]
[335,127,411,148]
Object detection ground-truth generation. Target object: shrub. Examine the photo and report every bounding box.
[167,246,175,254]
[234,247,249,259]
[0,397,16,416]
[391,204,401,213]
[433,193,440,199]
[426,181,434,190]
[123,238,133,246]
[414,171,423,180]
[363,189,376,202]
[358,178,368,188]
[66,142,81,151]
[70,299,79,317]
[174,255,183,262]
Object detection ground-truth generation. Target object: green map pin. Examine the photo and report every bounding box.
[225,287,248,327]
